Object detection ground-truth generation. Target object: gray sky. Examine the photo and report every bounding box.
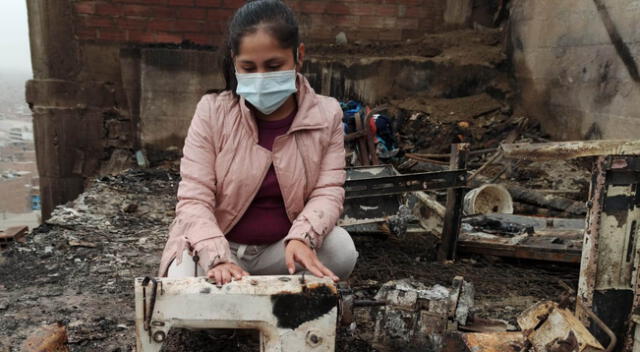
[0,2,31,73]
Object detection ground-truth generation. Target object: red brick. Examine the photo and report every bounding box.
[122,5,174,18]
[396,18,418,29]
[95,3,122,16]
[177,7,207,19]
[301,1,327,14]
[116,17,148,30]
[207,8,234,20]
[114,0,167,3]
[325,2,350,15]
[373,4,399,17]
[195,0,222,6]
[347,4,374,16]
[152,6,176,18]
[405,6,427,18]
[155,31,183,43]
[122,4,152,16]
[183,32,213,45]
[128,30,156,42]
[174,19,204,32]
[98,28,127,41]
[74,2,96,15]
[168,0,194,5]
[334,15,358,27]
[382,0,419,5]
[147,19,175,31]
[205,20,228,34]
[76,28,98,40]
[82,15,115,28]
[359,16,396,29]
[222,0,245,9]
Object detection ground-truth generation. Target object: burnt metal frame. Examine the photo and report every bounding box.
[344,169,467,199]
[343,143,469,262]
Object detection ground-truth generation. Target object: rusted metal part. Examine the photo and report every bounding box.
[21,322,70,352]
[0,225,28,248]
[578,156,607,321]
[358,278,474,351]
[341,165,465,238]
[134,275,338,352]
[577,156,640,349]
[576,299,617,352]
[625,265,640,350]
[344,168,466,199]
[439,143,470,262]
[501,139,640,161]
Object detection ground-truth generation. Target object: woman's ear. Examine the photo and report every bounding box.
[296,43,305,71]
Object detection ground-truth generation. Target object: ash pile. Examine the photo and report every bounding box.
[0,169,178,351]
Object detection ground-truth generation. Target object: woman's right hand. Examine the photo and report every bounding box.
[207,263,249,285]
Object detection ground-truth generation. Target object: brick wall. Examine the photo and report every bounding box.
[72,0,446,46]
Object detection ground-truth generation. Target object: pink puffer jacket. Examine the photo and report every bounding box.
[158,73,346,276]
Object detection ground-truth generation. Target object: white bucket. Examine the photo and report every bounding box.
[463,184,513,215]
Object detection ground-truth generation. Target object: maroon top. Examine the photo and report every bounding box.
[225,110,296,245]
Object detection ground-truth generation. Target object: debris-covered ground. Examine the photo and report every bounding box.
[0,166,579,351]
[0,24,590,352]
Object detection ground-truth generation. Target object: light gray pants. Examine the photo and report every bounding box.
[167,226,358,280]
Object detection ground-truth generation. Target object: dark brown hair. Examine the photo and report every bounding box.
[222,0,300,94]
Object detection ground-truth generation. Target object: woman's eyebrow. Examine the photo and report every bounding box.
[264,57,286,64]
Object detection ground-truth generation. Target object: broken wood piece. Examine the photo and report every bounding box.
[518,301,605,351]
[504,183,586,216]
[468,149,503,182]
[458,233,583,263]
[439,143,469,262]
[501,139,640,161]
[459,214,584,263]
[0,225,28,247]
[409,161,585,215]
[405,153,451,165]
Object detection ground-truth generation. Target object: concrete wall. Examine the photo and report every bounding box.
[510,0,640,140]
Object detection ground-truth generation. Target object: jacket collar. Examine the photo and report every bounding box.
[238,73,328,142]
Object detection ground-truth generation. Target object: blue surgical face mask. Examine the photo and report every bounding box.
[235,69,298,115]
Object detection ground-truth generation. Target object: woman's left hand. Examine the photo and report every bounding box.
[285,239,339,281]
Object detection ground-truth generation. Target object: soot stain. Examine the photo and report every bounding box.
[271,285,338,329]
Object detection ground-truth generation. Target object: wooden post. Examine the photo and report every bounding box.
[354,112,370,166]
[438,143,469,262]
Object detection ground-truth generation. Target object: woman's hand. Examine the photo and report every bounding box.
[285,239,339,281]
[207,263,249,285]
